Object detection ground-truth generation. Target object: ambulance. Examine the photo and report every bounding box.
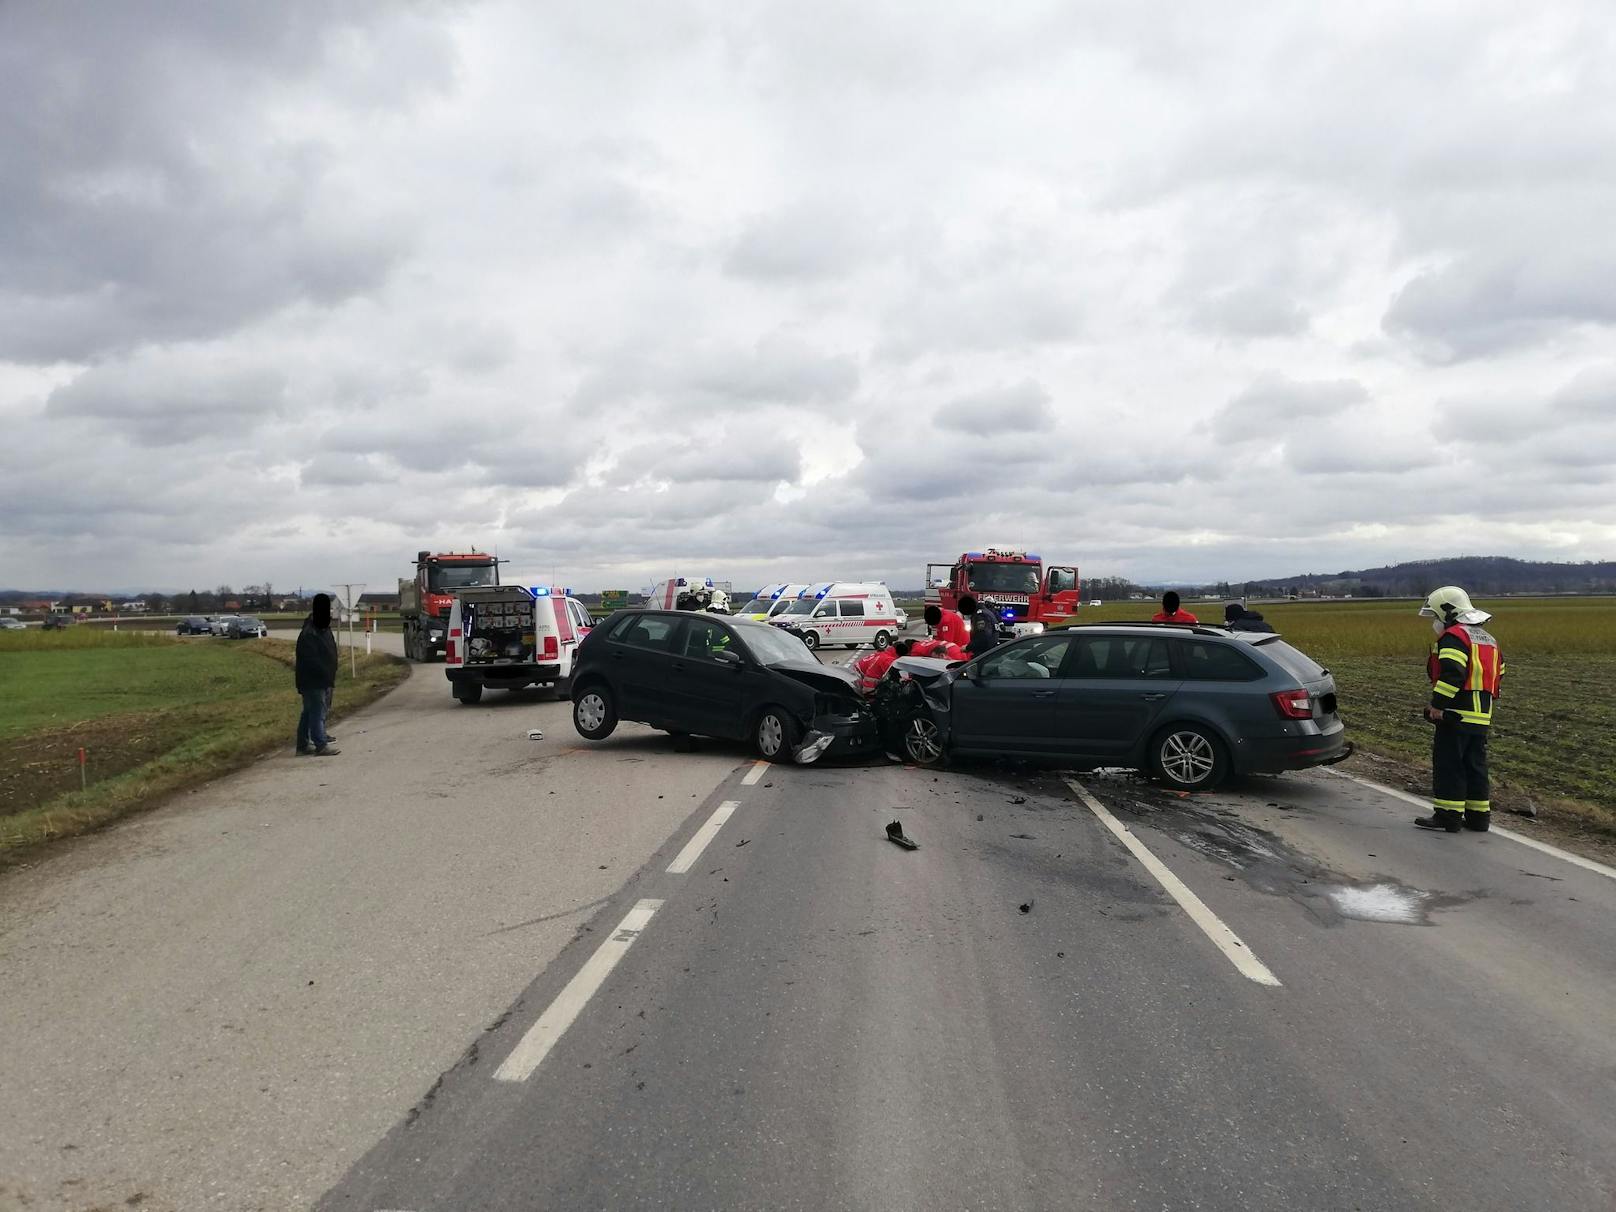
[733,583,810,622]
[769,582,903,651]
[644,576,733,613]
[444,584,593,704]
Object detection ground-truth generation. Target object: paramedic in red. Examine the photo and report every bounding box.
[924,603,970,648]
[851,639,912,695]
[1152,591,1198,624]
[1414,586,1505,834]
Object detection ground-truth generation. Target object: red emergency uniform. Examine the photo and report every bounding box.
[910,638,965,661]
[1152,609,1199,624]
[851,646,901,695]
[934,609,970,647]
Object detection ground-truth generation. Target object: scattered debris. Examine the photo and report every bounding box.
[1018,900,1034,914]
[885,820,918,850]
[735,838,750,848]
[976,814,984,821]
[1056,951,1065,958]
[527,729,544,741]
[1009,795,1027,804]
[1009,833,1036,840]
[1519,870,1562,882]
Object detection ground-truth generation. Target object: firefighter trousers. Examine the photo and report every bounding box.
[1432,721,1489,816]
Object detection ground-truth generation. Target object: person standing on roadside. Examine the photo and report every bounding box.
[295,593,341,756]
[1153,591,1199,624]
[1414,586,1503,834]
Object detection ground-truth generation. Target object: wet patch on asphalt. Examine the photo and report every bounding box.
[1024,769,1478,927]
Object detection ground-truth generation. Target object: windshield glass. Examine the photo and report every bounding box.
[735,598,771,615]
[782,598,816,616]
[428,564,496,591]
[766,598,798,617]
[966,563,1041,593]
[738,623,814,665]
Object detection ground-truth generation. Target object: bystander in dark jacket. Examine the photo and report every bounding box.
[1223,603,1276,633]
[294,594,341,755]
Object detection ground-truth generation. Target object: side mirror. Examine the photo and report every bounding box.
[713,648,742,666]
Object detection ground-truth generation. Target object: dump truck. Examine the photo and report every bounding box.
[399,550,500,662]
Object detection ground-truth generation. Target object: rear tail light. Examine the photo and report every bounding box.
[542,635,558,660]
[446,640,457,663]
[1271,689,1313,719]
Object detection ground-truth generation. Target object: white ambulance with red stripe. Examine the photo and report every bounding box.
[444,584,592,704]
[769,582,902,652]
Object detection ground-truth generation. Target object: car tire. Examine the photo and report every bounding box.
[452,681,484,705]
[1149,723,1227,791]
[573,685,618,740]
[800,631,820,651]
[873,630,892,651]
[901,714,946,766]
[754,706,799,763]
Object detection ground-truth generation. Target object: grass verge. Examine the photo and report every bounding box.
[0,631,408,858]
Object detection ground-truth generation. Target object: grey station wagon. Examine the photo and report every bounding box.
[884,622,1349,789]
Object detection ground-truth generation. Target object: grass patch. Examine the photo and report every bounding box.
[1059,597,1616,844]
[0,630,407,856]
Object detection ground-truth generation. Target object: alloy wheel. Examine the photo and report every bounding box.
[1159,730,1216,785]
[904,716,943,764]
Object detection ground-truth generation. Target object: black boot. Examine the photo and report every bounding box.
[1464,810,1490,832]
[1415,808,1463,833]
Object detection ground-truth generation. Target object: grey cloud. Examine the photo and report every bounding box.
[1212,374,1368,444]
[723,202,872,282]
[1188,285,1308,339]
[46,354,288,445]
[682,334,860,408]
[1551,363,1616,415]
[934,381,1054,435]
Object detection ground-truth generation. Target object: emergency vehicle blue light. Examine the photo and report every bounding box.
[704,578,714,587]
[816,589,829,598]
[1026,553,1041,561]
[676,577,688,586]
[1002,608,1015,619]
[563,587,573,596]
[769,588,784,598]
[530,586,551,597]
[965,552,984,559]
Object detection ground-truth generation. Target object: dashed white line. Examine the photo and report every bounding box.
[665,800,740,874]
[493,898,664,1082]
[1323,767,1616,883]
[1064,777,1282,988]
[741,761,767,786]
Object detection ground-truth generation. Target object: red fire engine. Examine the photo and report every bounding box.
[924,549,1081,631]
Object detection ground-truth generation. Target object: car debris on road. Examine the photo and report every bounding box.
[885,820,918,850]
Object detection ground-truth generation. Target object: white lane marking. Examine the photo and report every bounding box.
[665,800,740,874]
[493,898,663,1082]
[741,761,767,786]
[1065,778,1282,988]
[1324,768,1616,883]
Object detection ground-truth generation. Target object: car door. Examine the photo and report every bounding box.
[948,634,1075,754]
[670,616,747,739]
[1056,634,1182,756]
[610,613,683,724]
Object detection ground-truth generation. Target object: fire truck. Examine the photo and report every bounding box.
[399,550,500,662]
[924,549,1081,633]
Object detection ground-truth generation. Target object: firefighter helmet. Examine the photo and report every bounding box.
[1419,585,1491,626]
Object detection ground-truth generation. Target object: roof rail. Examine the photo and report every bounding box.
[1056,620,1234,637]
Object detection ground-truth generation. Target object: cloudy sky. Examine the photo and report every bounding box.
[3,1,1614,594]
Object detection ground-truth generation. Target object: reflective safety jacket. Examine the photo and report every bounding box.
[934,609,970,647]
[910,638,966,661]
[1428,623,1505,729]
[851,646,900,695]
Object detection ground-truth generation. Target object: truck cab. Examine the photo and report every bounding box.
[399,551,499,662]
[925,549,1081,632]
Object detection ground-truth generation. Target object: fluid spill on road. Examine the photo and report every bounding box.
[1054,771,1467,928]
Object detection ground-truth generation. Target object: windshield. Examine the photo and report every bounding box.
[428,563,496,591]
[966,563,1041,593]
[782,598,817,616]
[766,598,798,617]
[738,622,814,665]
[735,598,772,615]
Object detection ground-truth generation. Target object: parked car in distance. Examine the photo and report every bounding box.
[209,615,241,635]
[224,615,268,639]
[883,622,1348,789]
[570,609,877,763]
[176,616,213,635]
[0,617,25,631]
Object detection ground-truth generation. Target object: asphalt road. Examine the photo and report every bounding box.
[4,632,1615,1210]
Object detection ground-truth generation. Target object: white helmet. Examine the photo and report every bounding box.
[1419,585,1491,626]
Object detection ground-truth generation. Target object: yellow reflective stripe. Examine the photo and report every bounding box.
[1453,711,1492,724]
[1464,801,1491,812]
[1432,682,1459,698]
[1433,799,1465,809]
[1438,650,1468,664]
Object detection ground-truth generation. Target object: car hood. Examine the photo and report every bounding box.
[888,655,960,684]
[766,658,861,697]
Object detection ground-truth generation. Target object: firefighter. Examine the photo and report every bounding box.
[924,602,971,648]
[965,595,1002,657]
[1414,586,1505,834]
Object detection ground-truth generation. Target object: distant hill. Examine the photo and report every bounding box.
[1238,557,1616,598]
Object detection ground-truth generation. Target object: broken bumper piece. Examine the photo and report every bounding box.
[794,731,836,764]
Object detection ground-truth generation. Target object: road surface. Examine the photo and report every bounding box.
[3,637,1614,1210]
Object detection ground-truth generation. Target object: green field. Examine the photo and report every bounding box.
[0,629,408,853]
[1062,596,1616,827]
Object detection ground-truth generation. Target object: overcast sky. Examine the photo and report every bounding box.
[3,1,1614,594]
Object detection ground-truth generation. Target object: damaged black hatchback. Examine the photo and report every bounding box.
[570,610,878,763]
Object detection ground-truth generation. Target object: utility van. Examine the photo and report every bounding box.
[445,584,593,704]
[733,583,810,622]
[769,582,902,651]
